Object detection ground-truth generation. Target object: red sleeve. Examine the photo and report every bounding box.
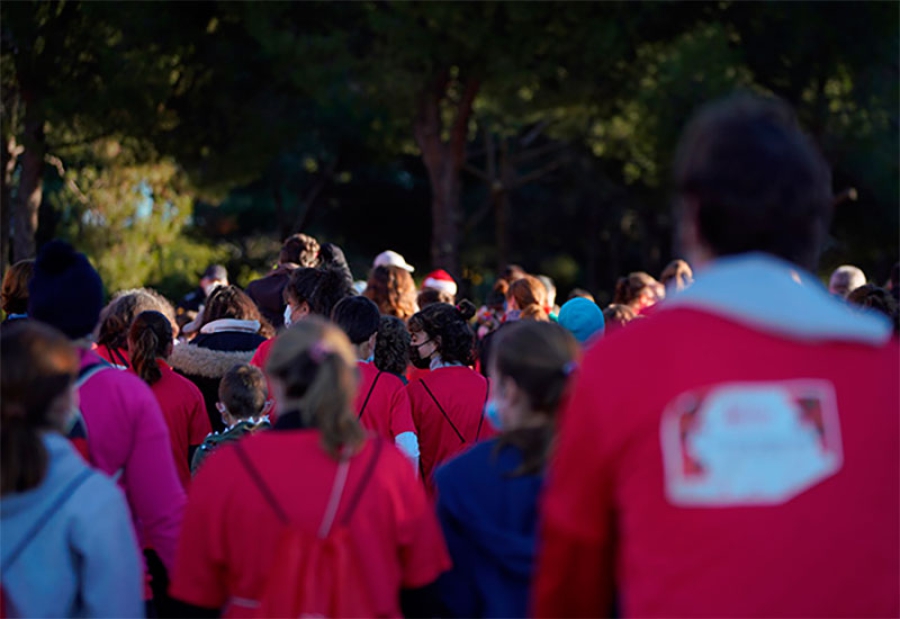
[533,359,616,618]
[188,386,212,446]
[389,384,416,438]
[168,449,233,609]
[250,341,278,422]
[389,448,451,588]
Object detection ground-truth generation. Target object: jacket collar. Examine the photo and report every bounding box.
[200,318,261,335]
[662,253,892,345]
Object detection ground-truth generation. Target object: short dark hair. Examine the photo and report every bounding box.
[417,287,454,309]
[280,233,320,268]
[407,300,477,366]
[331,296,381,345]
[674,94,832,271]
[218,364,268,419]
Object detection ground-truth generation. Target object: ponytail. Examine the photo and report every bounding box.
[128,311,173,386]
[1,322,79,496]
[266,318,365,459]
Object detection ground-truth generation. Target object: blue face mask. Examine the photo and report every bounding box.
[484,398,502,431]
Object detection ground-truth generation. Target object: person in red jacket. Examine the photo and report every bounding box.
[405,300,496,494]
[169,318,450,617]
[533,94,899,618]
[128,310,211,490]
[331,296,420,469]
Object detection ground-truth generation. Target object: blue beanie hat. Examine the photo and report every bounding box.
[558,297,605,344]
[28,240,104,339]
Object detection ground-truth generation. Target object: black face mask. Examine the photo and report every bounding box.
[409,339,433,369]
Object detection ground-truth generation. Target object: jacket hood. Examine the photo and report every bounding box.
[169,342,256,379]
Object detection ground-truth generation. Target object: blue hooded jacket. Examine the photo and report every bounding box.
[433,438,544,618]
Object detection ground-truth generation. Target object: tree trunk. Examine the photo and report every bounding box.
[495,138,513,271]
[13,106,45,262]
[0,136,17,277]
[413,74,479,279]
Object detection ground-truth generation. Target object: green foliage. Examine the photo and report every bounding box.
[47,157,227,300]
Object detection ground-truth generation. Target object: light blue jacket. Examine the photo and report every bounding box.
[1,433,143,618]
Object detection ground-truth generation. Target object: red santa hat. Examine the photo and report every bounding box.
[422,269,457,297]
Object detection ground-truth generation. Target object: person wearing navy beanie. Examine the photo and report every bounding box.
[28,240,105,340]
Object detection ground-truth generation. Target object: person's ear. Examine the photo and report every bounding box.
[298,302,311,318]
[432,335,442,353]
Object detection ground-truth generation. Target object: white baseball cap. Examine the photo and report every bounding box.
[373,250,415,272]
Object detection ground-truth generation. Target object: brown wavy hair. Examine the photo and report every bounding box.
[265,317,365,459]
[1,259,35,315]
[507,275,549,321]
[363,265,418,320]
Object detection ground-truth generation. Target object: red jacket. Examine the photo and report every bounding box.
[534,254,899,617]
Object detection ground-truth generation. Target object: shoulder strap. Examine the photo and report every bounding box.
[338,438,384,526]
[420,380,466,444]
[475,377,490,441]
[1,468,94,572]
[357,371,384,421]
[234,442,290,525]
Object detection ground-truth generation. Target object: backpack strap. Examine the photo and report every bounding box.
[357,371,384,421]
[234,442,290,525]
[338,438,384,526]
[1,468,94,572]
[105,345,129,369]
[420,380,466,444]
[474,377,490,441]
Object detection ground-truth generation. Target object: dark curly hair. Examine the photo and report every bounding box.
[285,267,353,318]
[407,300,477,366]
[374,315,410,376]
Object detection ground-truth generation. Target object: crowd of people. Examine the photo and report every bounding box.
[1,94,898,618]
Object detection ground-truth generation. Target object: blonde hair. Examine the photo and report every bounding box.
[265,317,365,458]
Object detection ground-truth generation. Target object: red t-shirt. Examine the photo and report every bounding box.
[405,366,495,493]
[534,307,900,617]
[135,360,211,490]
[354,361,416,440]
[94,343,131,368]
[169,431,450,617]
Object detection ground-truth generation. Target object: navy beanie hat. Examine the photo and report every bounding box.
[558,297,605,344]
[28,240,104,339]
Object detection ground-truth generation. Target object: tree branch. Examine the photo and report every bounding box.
[44,153,89,204]
[510,140,567,166]
[510,160,563,189]
[463,163,491,183]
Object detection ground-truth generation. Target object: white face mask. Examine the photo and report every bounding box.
[283,304,294,328]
